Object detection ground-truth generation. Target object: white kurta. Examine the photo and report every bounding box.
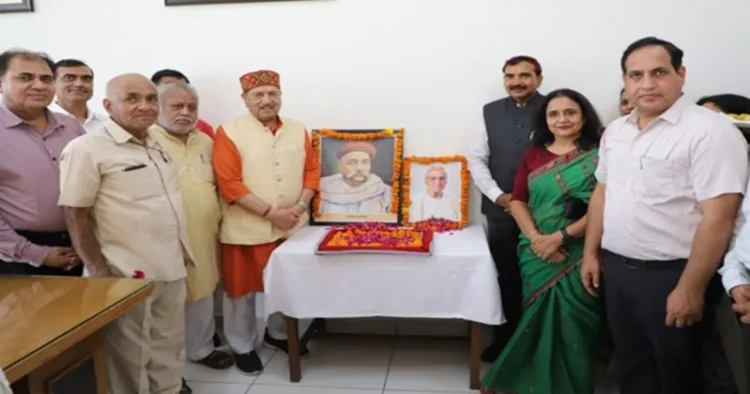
[409,192,460,221]
[319,173,392,214]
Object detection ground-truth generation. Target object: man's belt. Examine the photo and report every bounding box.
[15,230,71,247]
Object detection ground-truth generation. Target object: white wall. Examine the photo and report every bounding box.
[3,0,750,223]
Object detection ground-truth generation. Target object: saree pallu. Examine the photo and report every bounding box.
[482,149,600,394]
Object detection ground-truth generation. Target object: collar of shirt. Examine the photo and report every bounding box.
[48,101,107,125]
[247,114,284,134]
[626,94,690,127]
[103,118,160,148]
[0,103,65,131]
[150,123,200,145]
[509,91,543,108]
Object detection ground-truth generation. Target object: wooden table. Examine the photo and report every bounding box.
[0,277,154,394]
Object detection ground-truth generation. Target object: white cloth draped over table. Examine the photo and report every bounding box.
[263,225,504,325]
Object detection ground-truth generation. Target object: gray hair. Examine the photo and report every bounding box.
[0,48,55,78]
[157,82,199,105]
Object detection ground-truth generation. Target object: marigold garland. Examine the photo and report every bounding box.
[401,155,470,230]
[311,128,404,218]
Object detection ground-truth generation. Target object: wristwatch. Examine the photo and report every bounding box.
[560,228,574,244]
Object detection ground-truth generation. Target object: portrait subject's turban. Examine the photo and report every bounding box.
[337,141,377,160]
[239,70,280,93]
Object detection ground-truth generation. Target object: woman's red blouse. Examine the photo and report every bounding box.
[511,146,561,203]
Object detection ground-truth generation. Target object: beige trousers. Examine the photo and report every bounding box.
[102,279,186,394]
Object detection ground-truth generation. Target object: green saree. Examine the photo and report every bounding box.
[482,148,600,394]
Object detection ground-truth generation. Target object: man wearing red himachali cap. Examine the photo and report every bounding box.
[212,70,321,374]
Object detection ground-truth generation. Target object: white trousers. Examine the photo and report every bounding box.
[103,279,186,394]
[185,294,217,361]
[223,292,309,355]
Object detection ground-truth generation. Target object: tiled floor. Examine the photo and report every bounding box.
[184,330,619,393]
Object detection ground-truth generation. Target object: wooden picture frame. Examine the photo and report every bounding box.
[165,0,308,5]
[311,128,404,226]
[0,0,33,13]
[401,155,470,228]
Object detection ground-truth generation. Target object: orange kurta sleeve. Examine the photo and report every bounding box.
[303,130,321,191]
[213,126,251,203]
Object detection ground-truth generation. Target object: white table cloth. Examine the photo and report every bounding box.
[263,225,504,325]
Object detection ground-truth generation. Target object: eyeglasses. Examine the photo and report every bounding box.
[247,91,281,101]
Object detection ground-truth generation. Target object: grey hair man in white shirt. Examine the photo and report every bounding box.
[581,36,747,394]
[48,59,107,133]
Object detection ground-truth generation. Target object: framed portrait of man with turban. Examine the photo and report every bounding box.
[311,128,404,225]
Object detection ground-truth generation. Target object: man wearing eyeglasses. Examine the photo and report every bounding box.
[213,69,320,375]
[59,73,194,394]
[0,49,84,276]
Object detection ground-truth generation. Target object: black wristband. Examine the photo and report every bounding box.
[560,228,573,243]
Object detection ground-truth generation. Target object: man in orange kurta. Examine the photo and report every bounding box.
[213,70,320,375]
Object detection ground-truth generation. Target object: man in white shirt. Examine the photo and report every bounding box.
[409,165,459,221]
[581,36,747,394]
[466,55,545,362]
[48,59,107,133]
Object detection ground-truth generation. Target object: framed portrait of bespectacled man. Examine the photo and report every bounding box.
[0,0,33,13]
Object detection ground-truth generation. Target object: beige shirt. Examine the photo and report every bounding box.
[151,125,221,301]
[597,96,748,261]
[58,119,192,281]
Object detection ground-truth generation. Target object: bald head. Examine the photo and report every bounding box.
[103,73,159,137]
[105,73,153,99]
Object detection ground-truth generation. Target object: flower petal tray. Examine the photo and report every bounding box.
[315,226,434,256]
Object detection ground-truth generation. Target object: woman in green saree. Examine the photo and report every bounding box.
[482,89,603,394]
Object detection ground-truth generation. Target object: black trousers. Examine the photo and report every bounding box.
[603,250,732,394]
[487,217,522,345]
[0,230,83,276]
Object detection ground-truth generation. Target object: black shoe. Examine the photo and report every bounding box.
[180,378,192,394]
[196,350,234,370]
[233,351,263,375]
[263,329,310,358]
[481,341,504,363]
[212,333,222,348]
